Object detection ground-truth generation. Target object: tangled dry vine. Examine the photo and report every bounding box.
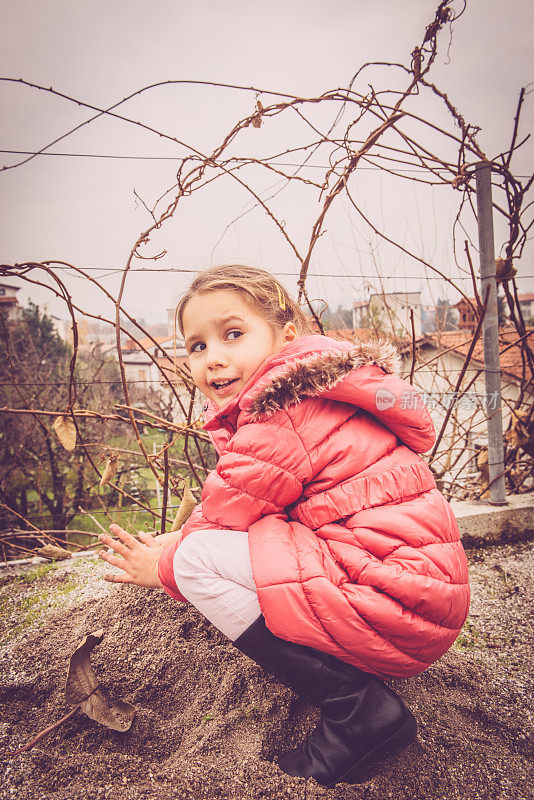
[1,0,532,560]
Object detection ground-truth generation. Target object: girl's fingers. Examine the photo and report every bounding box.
[98,533,130,558]
[109,524,140,549]
[103,572,135,584]
[138,531,157,547]
[99,551,128,570]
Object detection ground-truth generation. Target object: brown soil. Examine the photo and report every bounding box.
[0,539,532,800]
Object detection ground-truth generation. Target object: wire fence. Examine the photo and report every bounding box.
[1,0,532,560]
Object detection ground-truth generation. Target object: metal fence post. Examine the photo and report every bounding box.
[474,161,507,504]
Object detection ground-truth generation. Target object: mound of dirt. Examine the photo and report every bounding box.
[1,540,533,800]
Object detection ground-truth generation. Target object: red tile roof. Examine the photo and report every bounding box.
[323,326,533,384]
[117,335,176,353]
[427,327,533,383]
[324,328,374,342]
[154,354,189,385]
[136,335,174,350]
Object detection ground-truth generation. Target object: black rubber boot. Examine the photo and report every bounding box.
[233,615,417,787]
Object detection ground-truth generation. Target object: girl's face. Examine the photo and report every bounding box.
[182,290,297,407]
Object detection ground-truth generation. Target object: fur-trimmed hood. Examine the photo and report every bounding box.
[247,338,401,420]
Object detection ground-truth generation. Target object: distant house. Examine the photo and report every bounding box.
[102,332,203,421]
[325,325,532,489]
[407,327,532,482]
[352,300,368,329]
[456,293,533,330]
[518,293,534,325]
[0,283,21,321]
[352,292,422,338]
[455,298,477,331]
[107,335,188,391]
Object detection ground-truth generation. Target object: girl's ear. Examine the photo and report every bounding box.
[282,322,298,342]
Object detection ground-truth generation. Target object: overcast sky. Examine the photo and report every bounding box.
[1,0,533,326]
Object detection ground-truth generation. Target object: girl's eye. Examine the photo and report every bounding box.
[190,342,205,353]
[226,330,243,341]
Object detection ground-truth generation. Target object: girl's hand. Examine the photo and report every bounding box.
[98,524,164,588]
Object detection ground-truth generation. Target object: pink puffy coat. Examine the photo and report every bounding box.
[159,335,470,677]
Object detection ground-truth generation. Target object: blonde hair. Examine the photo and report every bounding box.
[176,264,311,336]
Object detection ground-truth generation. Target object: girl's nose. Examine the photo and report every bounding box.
[206,342,228,369]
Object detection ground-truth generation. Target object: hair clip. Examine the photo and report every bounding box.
[276,284,286,310]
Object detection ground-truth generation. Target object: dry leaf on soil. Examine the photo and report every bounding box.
[53,415,77,451]
[37,544,71,560]
[65,630,135,732]
[171,481,197,531]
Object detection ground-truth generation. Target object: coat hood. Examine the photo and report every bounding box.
[245,337,402,419]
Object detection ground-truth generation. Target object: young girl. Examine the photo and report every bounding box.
[99,264,470,788]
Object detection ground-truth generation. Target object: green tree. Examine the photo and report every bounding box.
[434,299,457,332]
[311,302,354,330]
[0,303,121,537]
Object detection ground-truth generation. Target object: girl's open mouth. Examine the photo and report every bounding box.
[211,378,238,392]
